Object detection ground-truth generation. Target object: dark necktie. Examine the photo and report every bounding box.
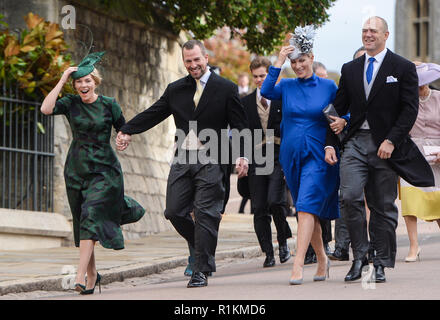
[260,97,268,109]
[366,57,376,84]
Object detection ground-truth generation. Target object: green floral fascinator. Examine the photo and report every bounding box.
[71,51,106,79]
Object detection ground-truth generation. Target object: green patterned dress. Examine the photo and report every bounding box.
[52,94,145,250]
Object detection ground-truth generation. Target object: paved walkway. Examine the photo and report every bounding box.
[0,213,297,296]
[0,172,439,296]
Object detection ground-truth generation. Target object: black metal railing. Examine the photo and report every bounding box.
[0,83,54,212]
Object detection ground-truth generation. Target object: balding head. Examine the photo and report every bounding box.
[362,16,389,56]
[365,16,388,33]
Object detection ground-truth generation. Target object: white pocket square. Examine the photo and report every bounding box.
[386,76,398,83]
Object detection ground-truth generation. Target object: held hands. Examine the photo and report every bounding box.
[329,116,347,135]
[116,131,131,151]
[274,46,295,68]
[235,157,249,179]
[377,140,394,160]
[324,147,338,166]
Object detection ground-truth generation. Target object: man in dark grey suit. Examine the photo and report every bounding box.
[116,40,249,288]
[325,16,434,283]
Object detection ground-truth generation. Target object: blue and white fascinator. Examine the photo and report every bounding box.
[288,25,317,60]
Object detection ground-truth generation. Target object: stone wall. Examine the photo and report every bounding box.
[395,0,440,63]
[395,0,440,88]
[1,0,187,242]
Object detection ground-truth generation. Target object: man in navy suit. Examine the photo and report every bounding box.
[325,16,434,283]
[116,40,249,288]
[240,57,292,268]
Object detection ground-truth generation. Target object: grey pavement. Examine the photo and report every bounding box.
[0,212,296,296]
[0,172,439,297]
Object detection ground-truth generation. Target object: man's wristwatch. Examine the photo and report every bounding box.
[385,139,394,146]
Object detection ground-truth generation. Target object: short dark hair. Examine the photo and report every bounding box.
[182,40,207,55]
[249,56,271,72]
[353,46,366,60]
[312,61,326,73]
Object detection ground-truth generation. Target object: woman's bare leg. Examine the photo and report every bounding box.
[403,215,419,258]
[310,216,328,277]
[291,212,315,280]
[75,240,96,286]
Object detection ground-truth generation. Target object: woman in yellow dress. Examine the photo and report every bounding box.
[400,62,440,262]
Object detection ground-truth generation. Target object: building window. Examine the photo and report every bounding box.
[412,0,430,60]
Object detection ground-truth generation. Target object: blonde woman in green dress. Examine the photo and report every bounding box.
[41,53,145,294]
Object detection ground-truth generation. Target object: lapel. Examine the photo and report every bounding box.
[367,50,395,105]
[267,99,281,129]
[354,55,367,103]
[193,72,219,119]
[249,90,263,130]
[183,75,198,115]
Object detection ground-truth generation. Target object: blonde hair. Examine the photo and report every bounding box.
[72,68,102,88]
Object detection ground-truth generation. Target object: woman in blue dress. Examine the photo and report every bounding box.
[261,27,340,285]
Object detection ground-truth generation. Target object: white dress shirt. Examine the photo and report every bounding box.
[199,69,212,89]
[360,48,388,129]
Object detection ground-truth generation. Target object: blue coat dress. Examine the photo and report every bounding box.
[261,66,340,220]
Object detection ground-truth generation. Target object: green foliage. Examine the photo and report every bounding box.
[204,28,252,83]
[83,0,336,55]
[165,0,336,55]
[0,13,74,100]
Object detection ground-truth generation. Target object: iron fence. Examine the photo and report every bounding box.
[0,83,54,212]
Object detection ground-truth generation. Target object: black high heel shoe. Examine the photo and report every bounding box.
[80,273,101,295]
[74,283,86,292]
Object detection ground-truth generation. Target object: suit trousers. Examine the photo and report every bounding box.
[164,157,225,273]
[248,161,292,255]
[340,131,398,268]
[334,194,351,251]
[335,190,375,253]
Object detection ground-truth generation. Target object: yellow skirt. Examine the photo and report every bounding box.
[400,137,440,221]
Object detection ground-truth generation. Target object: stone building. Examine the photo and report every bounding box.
[395,0,440,88]
[0,0,187,247]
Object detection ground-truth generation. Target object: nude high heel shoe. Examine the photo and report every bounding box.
[289,278,303,285]
[313,258,330,281]
[405,248,421,262]
[289,266,304,285]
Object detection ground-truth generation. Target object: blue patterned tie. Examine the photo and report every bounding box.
[366,57,376,84]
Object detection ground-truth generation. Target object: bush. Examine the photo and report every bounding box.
[0,12,74,100]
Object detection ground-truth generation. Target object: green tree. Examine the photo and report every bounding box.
[86,0,336,55]
[204,27,252,82]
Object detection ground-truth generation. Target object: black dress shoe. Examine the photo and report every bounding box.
[279,244,291,263]
[324,243,331,256]
[329,247,350,261]
[344,257,369,282]
[374,265,386,283]
[304,252,317,265]
[187,272,208,288]
[263,255,276,267]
